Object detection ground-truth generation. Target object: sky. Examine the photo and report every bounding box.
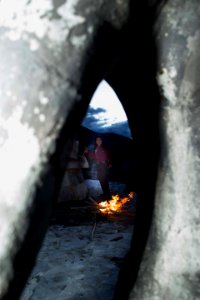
[81,80,132,139]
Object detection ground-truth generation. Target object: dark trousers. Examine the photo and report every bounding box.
[96,162,111,198]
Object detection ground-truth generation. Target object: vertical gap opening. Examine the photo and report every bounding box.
[20,80,137,300]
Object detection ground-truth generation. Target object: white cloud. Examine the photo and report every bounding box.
[90,80,128,126]
[82,79,132,139]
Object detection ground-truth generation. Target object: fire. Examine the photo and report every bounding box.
[98,192,135,215]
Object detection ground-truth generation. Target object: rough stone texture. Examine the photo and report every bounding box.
[20,221,134,300]
[129,1,200,299]
[0,0,200,300]
[0,1,129,299]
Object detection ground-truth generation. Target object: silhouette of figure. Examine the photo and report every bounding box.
[84,136,112,199]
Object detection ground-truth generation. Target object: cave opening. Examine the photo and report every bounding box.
[0,4,166,300]
[19,79,137,300]
[3,5,161,299]
[17,19,160,298]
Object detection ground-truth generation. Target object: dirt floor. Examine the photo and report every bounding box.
[20,180,137,300]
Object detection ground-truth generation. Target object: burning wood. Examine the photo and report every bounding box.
[98,192,135,215]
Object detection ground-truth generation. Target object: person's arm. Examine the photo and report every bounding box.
[84,147,95,160]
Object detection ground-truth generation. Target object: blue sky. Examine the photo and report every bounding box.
[81,80,132,139]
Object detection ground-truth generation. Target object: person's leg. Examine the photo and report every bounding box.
[97,163,111,199]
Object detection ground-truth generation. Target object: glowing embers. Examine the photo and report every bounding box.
[98,192,136,215]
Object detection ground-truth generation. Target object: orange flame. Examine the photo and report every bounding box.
[98,192,135,215]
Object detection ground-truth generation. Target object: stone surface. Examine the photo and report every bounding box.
[20,180,135,300]
[128,1,200,299]
[0,1,130,298]
[20,222,134,300]
[0,0,200,300]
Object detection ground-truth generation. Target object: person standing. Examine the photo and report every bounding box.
[84,136,112,199]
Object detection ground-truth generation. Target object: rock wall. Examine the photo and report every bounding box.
[0,0,199,300]
[0,1,129,299]
[129,1,200,299]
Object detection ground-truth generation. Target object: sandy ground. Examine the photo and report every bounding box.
[20,180,136,300]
